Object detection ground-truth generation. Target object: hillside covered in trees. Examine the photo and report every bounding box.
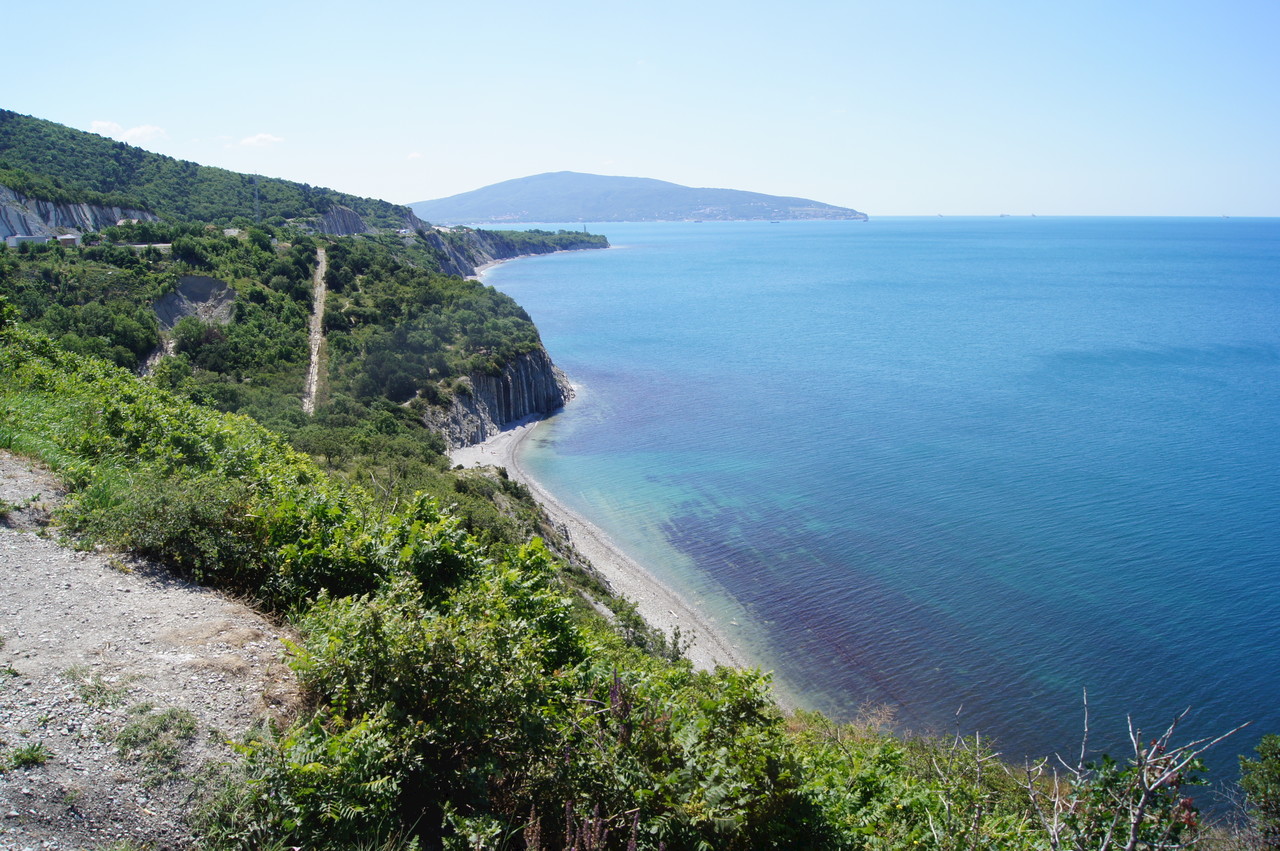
[0,110,415,230]
[5,284,1275,850]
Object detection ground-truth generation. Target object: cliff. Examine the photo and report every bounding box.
[422,227,607,278]
[315,205,378,236]
[153,275,236,330]
[315,205,429,237]
[0,184,158,239]
[0,179,415,240]
[425,347,572,448]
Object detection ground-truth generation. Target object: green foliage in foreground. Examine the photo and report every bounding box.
[1240,735,1280,847]
[1,742,52,771]
[0,312,1258,849]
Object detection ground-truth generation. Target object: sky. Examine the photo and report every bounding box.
[3,0,1277,216]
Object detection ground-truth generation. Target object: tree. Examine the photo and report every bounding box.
[0,294,16,332]
[1241,735,1280,849]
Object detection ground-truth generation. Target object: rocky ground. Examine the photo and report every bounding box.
[0,451,301,850]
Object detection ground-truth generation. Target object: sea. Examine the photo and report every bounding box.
[482,217,1280,786]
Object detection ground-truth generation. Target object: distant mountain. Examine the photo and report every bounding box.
[410,171,867,223]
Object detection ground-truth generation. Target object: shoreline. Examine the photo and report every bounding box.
[469,256,516,278]
[449,414,756,676]
[470,243,622,280]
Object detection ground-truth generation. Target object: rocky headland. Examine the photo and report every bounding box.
[425,348,572,448]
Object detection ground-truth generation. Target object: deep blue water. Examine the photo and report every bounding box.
[483,218,1280,784]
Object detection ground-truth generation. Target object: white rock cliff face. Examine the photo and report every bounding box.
[422,228,608,278]
[0,185,157,238]
[315,205,377,236]
[426,348,572,449]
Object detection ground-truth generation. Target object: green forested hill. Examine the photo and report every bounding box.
[0,108,606,545]
[0,163,145,211]
[0,109,413,228]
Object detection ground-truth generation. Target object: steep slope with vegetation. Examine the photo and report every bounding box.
[0,110,413,232]
[0,216,602,545]
[1,166,159,238]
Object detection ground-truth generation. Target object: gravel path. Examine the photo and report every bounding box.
[301,246,328,416]
[0,451,301,850]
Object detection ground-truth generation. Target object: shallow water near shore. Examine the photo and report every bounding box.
[485,217,1280,783]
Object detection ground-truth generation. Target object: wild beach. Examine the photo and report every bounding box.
[451,413,756,677]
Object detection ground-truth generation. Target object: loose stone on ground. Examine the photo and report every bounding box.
[0,450,301,850]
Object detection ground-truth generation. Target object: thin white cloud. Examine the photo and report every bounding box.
[406,151,424,160]
[122,125,167,144]
[239,133,284,147]
[91,121,168,144]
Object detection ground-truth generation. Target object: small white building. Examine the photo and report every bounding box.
[5,235,51,248]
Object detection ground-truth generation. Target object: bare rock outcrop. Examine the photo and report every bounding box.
[315,205,374,236]
[425,347,572,448]
[0,184,157,239]
[313,205,431,237]
[419,227,607,278]
[152,275,236,331]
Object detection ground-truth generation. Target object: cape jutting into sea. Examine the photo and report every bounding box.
[483,217,1280,783]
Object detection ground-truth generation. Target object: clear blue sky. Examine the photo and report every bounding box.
[4,0,1277,216]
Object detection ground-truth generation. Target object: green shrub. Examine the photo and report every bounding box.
[1241,734,1280,848]
[199,712,414,851]
[62,466,266,590]
[6,742,51,769]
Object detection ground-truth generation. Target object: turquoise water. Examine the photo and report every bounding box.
[484,218,1280,780]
